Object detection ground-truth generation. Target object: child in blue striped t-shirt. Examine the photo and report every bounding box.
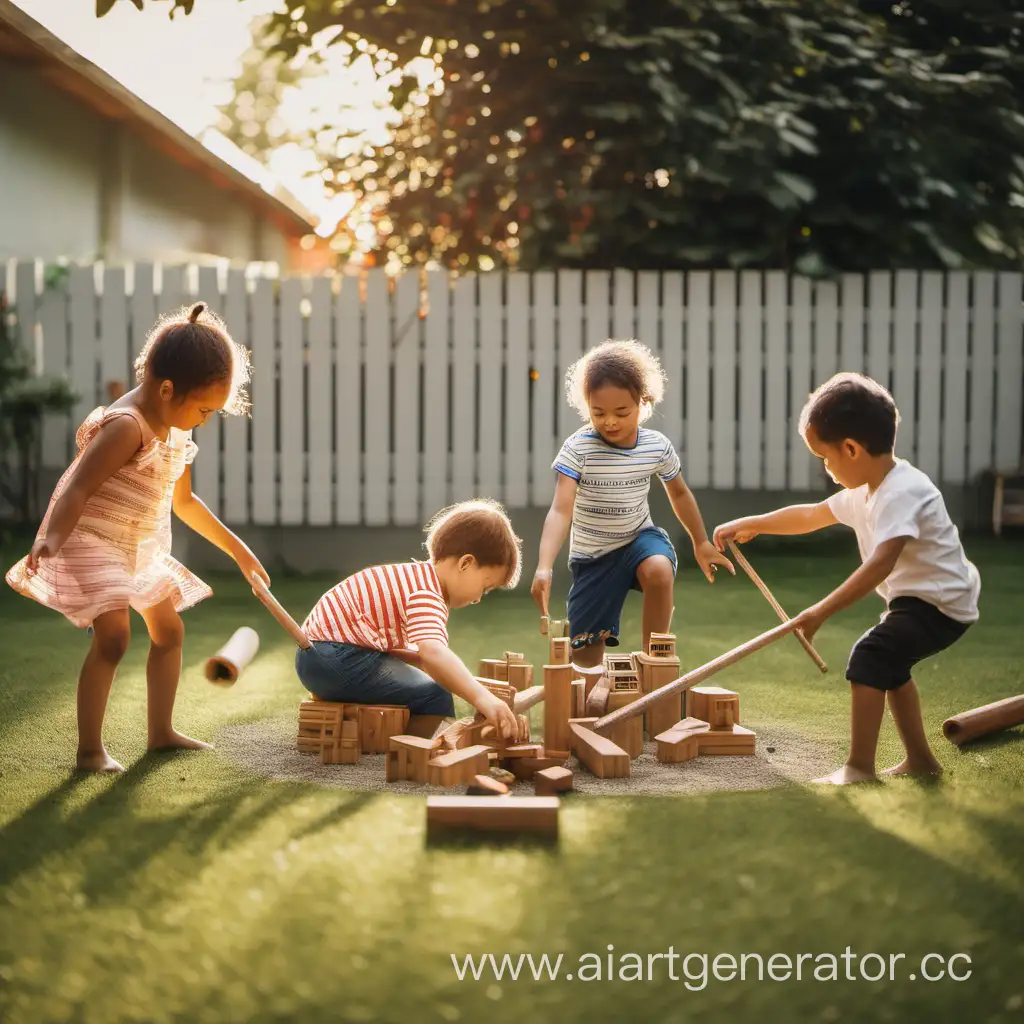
[531,339,733,666]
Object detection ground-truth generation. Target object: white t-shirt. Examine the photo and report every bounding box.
[826,459,980,623]
[553,426,681,559]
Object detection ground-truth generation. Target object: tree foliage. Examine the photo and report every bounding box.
[103,0,1024,274]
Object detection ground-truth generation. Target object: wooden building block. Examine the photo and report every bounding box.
[669,717,712,738]
[571,679,587,719]
[297,700,345,753]
[321,719,360,765]
[605,679,643,759]
[500,743,545,759]
[689,686,741,728]
[574,663,605,700]
[478,659,508,682]
[647,632,677,658]
[549,636,571,665]
[387,734,443,783]
[633,653,684,738]
[540,615,549,635]
[513,685,545,713]
[655,730,700,764]
[356,705,411,753]
[467,774,509,796]
[506,662,534,691]
[543,663,574,757]
[695,724,756,756]
[506,756,568,782]
[476,679,517,709]
[534,766,574,796]
[569,724,630,778]
[568,717,599,754]
[428,745,492,786]
[426,796,559,839]
[504,651,525,665]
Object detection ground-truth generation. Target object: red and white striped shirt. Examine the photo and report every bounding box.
[302,561,449,650]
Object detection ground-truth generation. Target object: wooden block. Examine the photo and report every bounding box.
[668,717,712,737]
[647,632,677,658]
[322,718,361,764]
[543,749,571,760]
[689,686,740,727]
[569,724,630,778]
[504,651,525,664]
[428,745,492,786]
[534,766,574,796]
[479,659,508,682]
[632,654,684,738]
[543,663,574,757]
[513,685,545,713]
[584,674,612,717]
[605,680,643,759]
[506,755,568,782]
[549,636,571,665]
[568,717,599,754]
[571,679,587,719]
[695,724,756,756]
[506,662,534,691]
[711,696,738,730]
[387,734,442,783]
[574,663,605,700]
[476,679,516,708]
[540,615,549,635]
[426,796,559,839]
[655,730,700,764]
[467,774,509,796]
[500,743,545,759]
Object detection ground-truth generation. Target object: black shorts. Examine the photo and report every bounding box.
[846,596,971,692]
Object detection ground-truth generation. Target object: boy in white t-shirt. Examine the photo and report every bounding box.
[714,373,980,786]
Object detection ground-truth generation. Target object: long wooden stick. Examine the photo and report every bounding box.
[250,575,312,650]
[592,618,801,733]
[727,540,827,674]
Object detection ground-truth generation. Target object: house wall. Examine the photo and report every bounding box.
[0,65,295,267]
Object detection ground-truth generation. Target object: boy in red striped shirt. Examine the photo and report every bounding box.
[297,499,521,741]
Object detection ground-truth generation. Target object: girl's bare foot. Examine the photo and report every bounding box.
[148,730,213,753]
[812,764,878,785]
[882,759,943,777]
[77,748,125,773]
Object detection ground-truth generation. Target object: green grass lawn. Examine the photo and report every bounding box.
[1,536,1023,1024]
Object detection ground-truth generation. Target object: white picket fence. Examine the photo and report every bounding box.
[5,262,1023,527]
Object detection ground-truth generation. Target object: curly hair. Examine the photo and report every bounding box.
[798,372,899,456]
[564,339,666,423]
[134,302,251,416]
[424,498,523,589]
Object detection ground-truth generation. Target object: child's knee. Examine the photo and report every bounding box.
[94,623,131,663]
[637,555,674,592]
[151,614,184,651]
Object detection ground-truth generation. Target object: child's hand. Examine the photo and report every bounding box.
[25,536,57,574]
[713,517,760,552]
[236,548,270,588]
[694,540,735,584]
[792,604,827,645]
[478,694,519,742]
[530,569,552,617]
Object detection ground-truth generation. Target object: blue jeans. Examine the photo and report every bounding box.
[295,642,455,717]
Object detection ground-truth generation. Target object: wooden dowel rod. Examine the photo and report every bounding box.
[250,575,312,649]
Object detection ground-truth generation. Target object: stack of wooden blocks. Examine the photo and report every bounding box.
[654,685,756,763]
[297,699,410,765]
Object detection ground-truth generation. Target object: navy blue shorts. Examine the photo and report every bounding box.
[566,527,677,649]
[847,596,970,692]
[295,642,455,716]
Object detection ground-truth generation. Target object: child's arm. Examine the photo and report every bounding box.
[713,502,838,550]
[794,537,908,643]
[531,473,577,615]
[26,417,142,570]
[416,640,519,739]
[662,475,735,583]
[172,466,270,585]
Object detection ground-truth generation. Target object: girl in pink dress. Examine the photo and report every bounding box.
[6,302,269,772]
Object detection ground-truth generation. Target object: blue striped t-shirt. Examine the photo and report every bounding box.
[553,426,681,559]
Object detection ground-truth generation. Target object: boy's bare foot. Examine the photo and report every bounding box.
[77,749,125,773]
[882,759,943,777]
[148,731,213,753]
[812,764,878,785]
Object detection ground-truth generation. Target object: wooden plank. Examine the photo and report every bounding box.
[643,272,674,442]
[685,271,711,487]
[451,273,476,502]
[569,724,630,778]
[556,269,584,450]
[839,274,865,373]
[250,274,276,525]
[426,795,559,838]
[814,279,839,384]
[584,269,610,348]
[505,271,529,507]
[68,264,98,428]
[219,269,249,523]
[393,270,421,525]
[14,261,37,369]
[423,269,450,518]
[307,276,333,525]
[916,272,942,479]
[191,266,222,516]
[789,276,813,490]
[335,273,362,524]
[100,265,129,396]
[867,270,892,389]
[994,272,1023,472]
[738,270,762,489]
[364,269,390,525]
[278,276,305,525]
[968,272,996,478]
[159,265,186,320]
[711,270,737,488]
[612,268,634,339]
[530,271,556,507]
[130,261,157,363]
[763,272,787,489]
[942,273,969,484]
[477,272,502,500]
[37,270,70,466]
[892,270,918,461]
